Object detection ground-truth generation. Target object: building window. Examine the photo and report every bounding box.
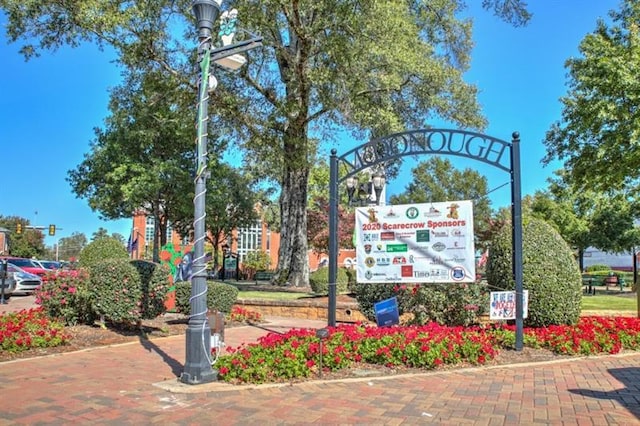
[145,217,174,244]
[237,220,263,262]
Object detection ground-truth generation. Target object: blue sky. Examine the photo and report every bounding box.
[0,1,618,248]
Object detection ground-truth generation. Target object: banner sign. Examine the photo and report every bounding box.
[355,201,475,283]
[489,290,529,320]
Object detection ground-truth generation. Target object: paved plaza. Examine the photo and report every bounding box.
[0,314,639,425]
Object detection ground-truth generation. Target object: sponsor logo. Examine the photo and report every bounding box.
[424,206,441,217]
[430,268,449,277]
[393,256,407,264]
[364,244,372,254]
[387,244,408,253]
[444,256,465,263]
[401,265,413,277]
[365,270,373,280]
[363,233,379,242]
[430,256,445,265]
[383,208,398,218]
[376,257,391,266]
[406,207,419,219]
[364,257,376,268]
[380,231,395,241]
[395,232,415,239]
[432,242,446,251]
[413,270,430,278]
[430,230,448,238]
[450,228,464,237]
[451,267,466,281]
[416,230,430,242]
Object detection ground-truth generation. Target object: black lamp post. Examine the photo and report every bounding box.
[181,0,221,385]
[182,0,262,385]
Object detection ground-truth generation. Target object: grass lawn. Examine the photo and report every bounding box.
[581,293,637,311]
[236,290,314,300]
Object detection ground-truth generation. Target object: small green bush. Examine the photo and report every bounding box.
[353,282,402,321]
[397,282,489,327]
[79,237,129,268]
[35,270,95,326]
[585,264,611,273]
[130,260,171,319]
[308,267,349,294]
[88,259,143,325]
[486,218,582,327]
[175,281,239,315]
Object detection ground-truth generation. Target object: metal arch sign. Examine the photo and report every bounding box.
[336,128,512,180]
[328,128,525,352]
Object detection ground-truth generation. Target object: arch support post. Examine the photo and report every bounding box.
[328,149,339,327]
[510,132,524,351]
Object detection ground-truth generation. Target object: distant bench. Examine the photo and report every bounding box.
[582,273,624,295]
[254,271,275,282]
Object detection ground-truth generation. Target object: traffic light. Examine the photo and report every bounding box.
[16,223,22,234]
[48,224,56,236]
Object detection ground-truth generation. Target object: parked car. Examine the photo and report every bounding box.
[0,263,16,299]
[6,264,42,295]
[0,257,50,277]
[34,260,61,270]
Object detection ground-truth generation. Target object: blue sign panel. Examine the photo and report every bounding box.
[374,297,399,327]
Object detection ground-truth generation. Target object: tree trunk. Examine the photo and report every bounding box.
[275,164,310,287]
[578,248,584,272]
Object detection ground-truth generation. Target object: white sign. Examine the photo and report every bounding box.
[489,290,529,320]
[354,201,475,283]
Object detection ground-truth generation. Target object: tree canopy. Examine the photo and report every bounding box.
[1,0,531,286]
[544,0,640,195]
[390,157,494,250]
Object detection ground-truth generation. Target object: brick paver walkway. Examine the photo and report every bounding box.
[1,314,639,425]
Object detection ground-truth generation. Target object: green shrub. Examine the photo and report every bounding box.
[486,218,582,327]
[353,282,402,321]
[130,260,171,319]
[79,237,129,268]
[397,282,489,327]
[585,264,611,273]
[88,259,143,325]
[308,267,349,294]
[175,281,239,315]
[35,270,95,326]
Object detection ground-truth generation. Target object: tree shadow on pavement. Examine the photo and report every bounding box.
[569,367,640,419]
[138,334,183,377]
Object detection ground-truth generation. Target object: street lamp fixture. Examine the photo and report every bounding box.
[182,0,262,385]
[346,172,385,206]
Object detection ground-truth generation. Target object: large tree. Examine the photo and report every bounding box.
[1,0,530,286]
[389,157,494,250]
[544,0,640,195]
[67,69,196,261]
[57,232,87,261]
[529,171,640,270]
[0,216,44,258]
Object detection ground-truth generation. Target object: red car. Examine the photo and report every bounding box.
[0,257,50,277]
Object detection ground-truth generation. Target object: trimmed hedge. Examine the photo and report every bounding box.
[309,267,350,294]
[486,218,582,327]
[79,237,129,268]
[130,260,172,319]
[88,259,143,325]
[175,281,239,315]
